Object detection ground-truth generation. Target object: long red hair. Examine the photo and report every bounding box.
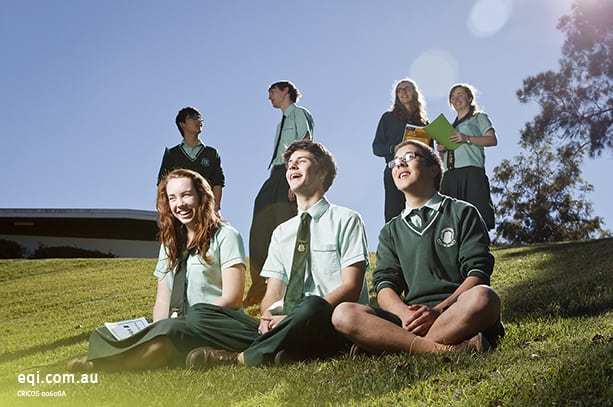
[156,169,221,271]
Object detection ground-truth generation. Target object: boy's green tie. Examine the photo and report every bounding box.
[283,212,311,314]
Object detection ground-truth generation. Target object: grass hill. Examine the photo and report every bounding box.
[1,239,612,406]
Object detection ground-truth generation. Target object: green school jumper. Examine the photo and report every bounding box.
[373,196,494,307]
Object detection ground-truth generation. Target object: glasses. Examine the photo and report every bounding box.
[187,115,203,122]
[397,86,413,94]
[387,151,427,169]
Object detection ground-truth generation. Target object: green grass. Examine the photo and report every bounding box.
[1,240,612,406]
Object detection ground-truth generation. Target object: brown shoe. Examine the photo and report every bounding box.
[186,347,238,370]
[453,332,492,353]
[66,354,94,372]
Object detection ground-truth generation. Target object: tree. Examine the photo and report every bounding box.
[491,128,607,245]
[517,0,613,156]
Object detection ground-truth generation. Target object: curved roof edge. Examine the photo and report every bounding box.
[0,208,157,221]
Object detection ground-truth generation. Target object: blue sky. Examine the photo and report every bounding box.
[1,0,609,251]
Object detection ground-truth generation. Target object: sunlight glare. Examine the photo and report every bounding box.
[409,50,458,101]
[468,0,513,38]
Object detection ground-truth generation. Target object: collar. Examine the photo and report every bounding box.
[401,192,443,217]
[283,103,297,117]
[181,139,204,149]
[298,196,330,222]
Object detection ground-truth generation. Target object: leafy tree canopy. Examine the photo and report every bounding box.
[491,129,608,245]
[517,0,613,156]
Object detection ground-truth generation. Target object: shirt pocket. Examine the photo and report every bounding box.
[310,244,340,276]
[281,123,296,136]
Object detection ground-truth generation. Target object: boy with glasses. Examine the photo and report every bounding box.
[332,140,504,356]
[157,106,225,212]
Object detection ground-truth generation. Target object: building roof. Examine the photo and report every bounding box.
[0,208,158,241]
[0,208,157,220]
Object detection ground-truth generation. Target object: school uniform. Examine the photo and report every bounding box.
[157,140,225,188]
[87,224,258,366]
[243,197,369,365]
[440,112,496,229]
[373,192,493,307]
[246,103,314,300]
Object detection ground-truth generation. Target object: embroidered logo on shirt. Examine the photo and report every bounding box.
[437,228,456,248]
[200,158,210,167]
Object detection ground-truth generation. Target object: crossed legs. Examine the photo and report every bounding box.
[332,285,501,354]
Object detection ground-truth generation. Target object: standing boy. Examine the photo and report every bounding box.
[158,107,224,212]
[244,81,314,307]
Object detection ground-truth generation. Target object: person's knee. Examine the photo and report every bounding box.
[331,302,364,335]
[476,285,500,310]
[459,285,500,317]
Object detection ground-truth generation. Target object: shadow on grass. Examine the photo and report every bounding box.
[501,336,613,405]
[546,339,613,405]
[498,239,613,322]
[0,332,89,365]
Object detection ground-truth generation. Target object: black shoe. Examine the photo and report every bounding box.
[483,318,505,349]
[273,349,298,366]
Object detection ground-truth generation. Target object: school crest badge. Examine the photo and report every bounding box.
[436,227,456,248]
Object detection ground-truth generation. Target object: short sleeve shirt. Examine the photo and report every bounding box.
[270,103,314,167]
[443,112,494,170]
[154,223,246,306]
[261,197,370,304]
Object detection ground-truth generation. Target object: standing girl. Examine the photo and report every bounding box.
[373,78,430,222]
[439,83,497,230]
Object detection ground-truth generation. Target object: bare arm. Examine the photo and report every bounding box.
[152,278,171,322]
[376,287,416,329]
[450,128,498,147]
[258,277,287,334]
[323,261,366,307]
[432,276,486,314]
[211,263,245,310]
[402,276,488,336]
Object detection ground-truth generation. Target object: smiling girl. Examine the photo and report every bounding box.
[66,169,258,372]
[437,83,498,230]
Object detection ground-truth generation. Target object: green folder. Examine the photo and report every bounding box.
[423,113,461,150]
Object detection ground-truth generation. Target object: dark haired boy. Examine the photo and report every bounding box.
[157,106,224,212]
[332,140,504,356]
